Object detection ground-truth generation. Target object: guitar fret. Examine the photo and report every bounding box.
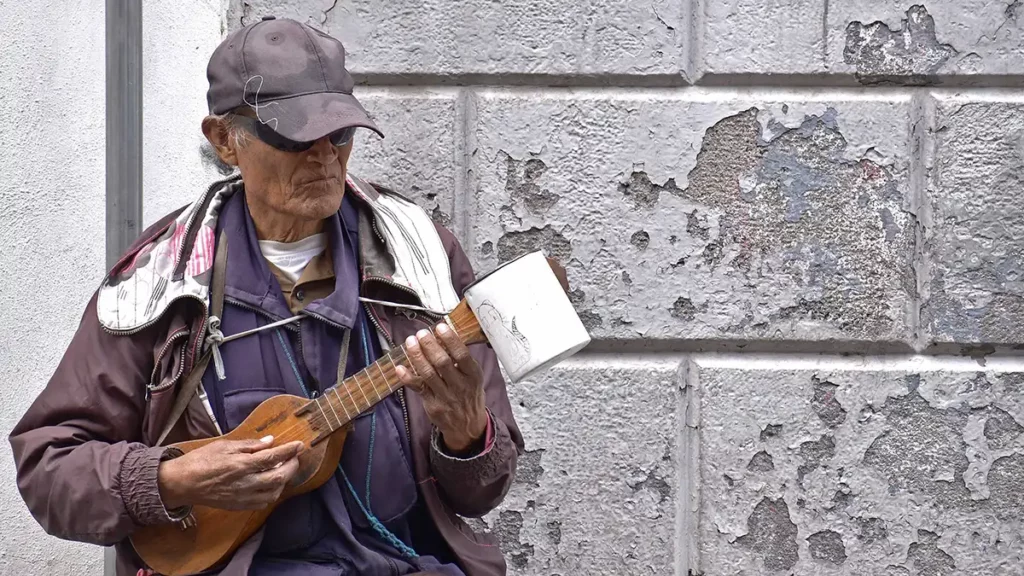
[371,357,388,401]
[332,387,352,421]
[384,354,399,395]
[324,394,341,428]
[356,367,371,408]
[376,362,388,396]
[314,397,334,429]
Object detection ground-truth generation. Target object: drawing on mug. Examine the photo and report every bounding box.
[476,301,531,374]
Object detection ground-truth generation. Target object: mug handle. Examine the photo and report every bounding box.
[545,257,570,294]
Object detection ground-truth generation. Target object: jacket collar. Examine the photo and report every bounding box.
[96,173,459,334]
[218,189,361,330]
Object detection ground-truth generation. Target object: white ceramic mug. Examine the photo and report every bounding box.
[464,250,591,382]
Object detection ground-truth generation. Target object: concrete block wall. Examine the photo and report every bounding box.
[226,1,1024,574]
[3,1,1022,574]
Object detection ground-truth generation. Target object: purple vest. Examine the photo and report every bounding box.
[202,191,464,575]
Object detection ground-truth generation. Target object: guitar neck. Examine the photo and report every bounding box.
[297,299,485,445]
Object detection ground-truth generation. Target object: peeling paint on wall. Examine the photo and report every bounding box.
[807,530,847,565]
[747,451,775,472]
[906,530,957,575]
[735,497,800,571]
[844,6,958,84]
[812,376,848,428]
[862,391,971,505]
[496,225,572,265]
[474,98,915,345]
[698,365,1024,574]
[503,154,560,214]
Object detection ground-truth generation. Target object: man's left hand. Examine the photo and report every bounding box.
[396,323,488,453]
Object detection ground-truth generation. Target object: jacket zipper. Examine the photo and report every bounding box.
[362,276,444,322]
[100,293,209,337]
[370,215,387,245]
[363,301,411,441]
[103,303,207,401]
[171,176,239,280]
[302,308,348,332]
[147,327,192,398]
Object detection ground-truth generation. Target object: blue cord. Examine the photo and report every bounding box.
[274,326,417,559]
[339,412,418,559]
[364,412,376,503]
[360,311,372,367]
[339,461,418,559]
[348,317,418,558]
[275,329,307,394]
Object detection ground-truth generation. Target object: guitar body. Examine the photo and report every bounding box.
[130,394,347,576]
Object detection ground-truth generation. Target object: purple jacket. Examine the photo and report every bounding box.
[9,181,524,576]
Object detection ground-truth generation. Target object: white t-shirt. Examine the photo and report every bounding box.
[258,233,328,284]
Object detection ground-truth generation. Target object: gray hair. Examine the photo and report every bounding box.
[198,112,250,176]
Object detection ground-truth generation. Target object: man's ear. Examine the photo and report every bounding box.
[201,116,239,167]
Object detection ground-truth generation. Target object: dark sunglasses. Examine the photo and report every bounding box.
[232,114,356,153]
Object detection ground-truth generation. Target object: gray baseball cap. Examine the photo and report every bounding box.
[206,16,382,142]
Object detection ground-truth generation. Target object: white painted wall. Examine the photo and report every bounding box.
[1,1,223,574]
[144,0,225,224]
[0,1,107,574]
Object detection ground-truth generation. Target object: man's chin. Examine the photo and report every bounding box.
[289,193,344,221]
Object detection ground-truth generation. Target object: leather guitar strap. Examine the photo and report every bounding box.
[156,233,228,447]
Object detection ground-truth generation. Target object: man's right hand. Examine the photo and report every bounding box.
[157,436,305,511]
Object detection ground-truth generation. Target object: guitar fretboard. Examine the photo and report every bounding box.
[296,299,485,445]
[300,346,411,443]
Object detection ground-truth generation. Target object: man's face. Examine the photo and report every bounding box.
[203,112,353,222]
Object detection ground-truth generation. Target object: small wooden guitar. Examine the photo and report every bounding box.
[131,247,577,576]
[128,296,491,575]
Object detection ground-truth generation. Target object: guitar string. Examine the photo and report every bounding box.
[293,311,473,436]
[253,345,421,444]
[250,314,473,446]
[265,351,408,444]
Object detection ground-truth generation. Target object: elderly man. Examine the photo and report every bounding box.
[10,16,522,576]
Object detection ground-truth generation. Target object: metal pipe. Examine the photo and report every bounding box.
[105,2,142,574]
[106,0,143,269]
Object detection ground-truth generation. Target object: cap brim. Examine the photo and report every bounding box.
[252,92,383,142]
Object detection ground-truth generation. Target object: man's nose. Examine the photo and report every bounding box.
[307,136,337,162]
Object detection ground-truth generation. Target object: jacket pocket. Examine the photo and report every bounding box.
[148,326,191,395]
[258,491,331,557]
[341,402,418,527]
[222,387,285,431]
[142,327,192,445]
